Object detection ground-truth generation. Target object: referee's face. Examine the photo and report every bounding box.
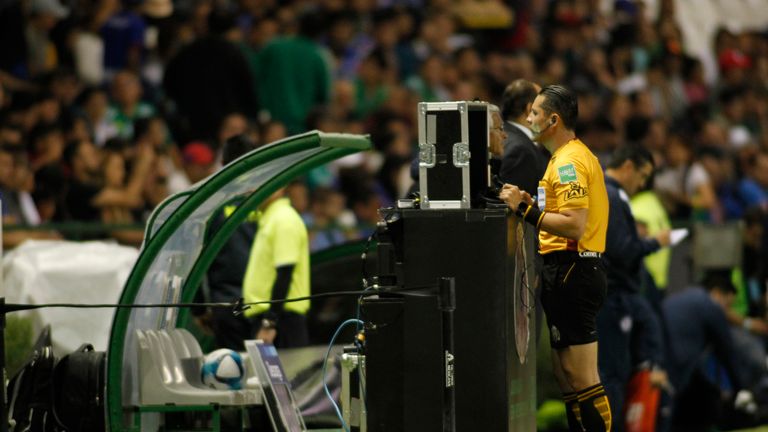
[526,95,550,143]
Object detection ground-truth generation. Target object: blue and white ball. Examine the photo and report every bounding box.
[200,349,245,390]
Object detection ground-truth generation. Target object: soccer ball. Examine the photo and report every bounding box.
[200,349,245,390]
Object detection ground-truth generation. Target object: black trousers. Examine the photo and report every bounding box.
[211,307,253,351]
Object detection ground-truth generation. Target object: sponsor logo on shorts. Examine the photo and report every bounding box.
[578,251,601,258]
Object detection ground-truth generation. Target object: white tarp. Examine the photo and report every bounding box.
[1,240,138,353]
[675,0,768,84]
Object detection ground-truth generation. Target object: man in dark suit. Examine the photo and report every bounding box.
[499,79,549,194]
[498,80,549,349]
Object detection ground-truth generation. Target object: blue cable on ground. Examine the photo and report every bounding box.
[323,318,364,432]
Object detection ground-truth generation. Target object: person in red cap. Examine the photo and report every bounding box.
[719,49,752,86]
[182,141,215,183]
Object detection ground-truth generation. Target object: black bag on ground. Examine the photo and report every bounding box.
[52,343,107,432]
[6,325,59,432]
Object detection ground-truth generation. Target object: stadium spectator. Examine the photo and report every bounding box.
[217,112,252,151]
[99,0,147,76]
[28,122,65,172]
[100,144,145,245]
[0,145,61,248]
[61,138,153,224]
[163,9,257,142]
[181,141,215,184]
[107,70,154,140]
[303,186,350,252]
[354,48,393,120]
[24,0,69,77]
[253,12,331,135]
[79,87,118,147]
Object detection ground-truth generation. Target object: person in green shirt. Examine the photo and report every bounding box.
[107,70,155,140]
[353,48,391,120]
[254,14,331,135]
[242,189,310,348]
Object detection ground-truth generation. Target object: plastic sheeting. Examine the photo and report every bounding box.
[1,240,138,353]
[278,345,345,428]
[675,0,768,84]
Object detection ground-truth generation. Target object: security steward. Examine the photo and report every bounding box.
[242,188,310,348]
[501,85,611,432]
[599,145,670,430]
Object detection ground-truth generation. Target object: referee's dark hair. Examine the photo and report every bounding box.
[539,85,579,130]
[501,79,538,121]
[607,144,655,170]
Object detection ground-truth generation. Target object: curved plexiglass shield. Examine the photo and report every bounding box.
[106,132,370,430]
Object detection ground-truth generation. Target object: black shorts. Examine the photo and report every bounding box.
[541,251,607,349]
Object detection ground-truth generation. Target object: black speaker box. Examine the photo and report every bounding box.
[363,208,537,431]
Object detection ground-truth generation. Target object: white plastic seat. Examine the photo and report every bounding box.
[135,329,262,406]
[170,328,204,358]
[167,329,207,387]
[169,329,261,388]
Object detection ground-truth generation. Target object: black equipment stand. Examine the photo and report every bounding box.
[363,208,538,431]
[438,277,456,432]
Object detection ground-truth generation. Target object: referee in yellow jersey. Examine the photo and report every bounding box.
[501,85,611,432]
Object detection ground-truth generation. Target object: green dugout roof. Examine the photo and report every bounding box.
[105,131,370,431]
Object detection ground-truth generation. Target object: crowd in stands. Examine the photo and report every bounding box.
[0,0,764,245]
[1,0,768,425]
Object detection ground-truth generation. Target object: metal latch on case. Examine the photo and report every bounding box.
[452,142,470,167]
[419,143,436,168]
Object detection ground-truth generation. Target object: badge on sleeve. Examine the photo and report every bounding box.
[537,186,546,209]
[557,164,577,184]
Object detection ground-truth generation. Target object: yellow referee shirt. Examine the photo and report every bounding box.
[537,139,608,254]
[242,197,310,317]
